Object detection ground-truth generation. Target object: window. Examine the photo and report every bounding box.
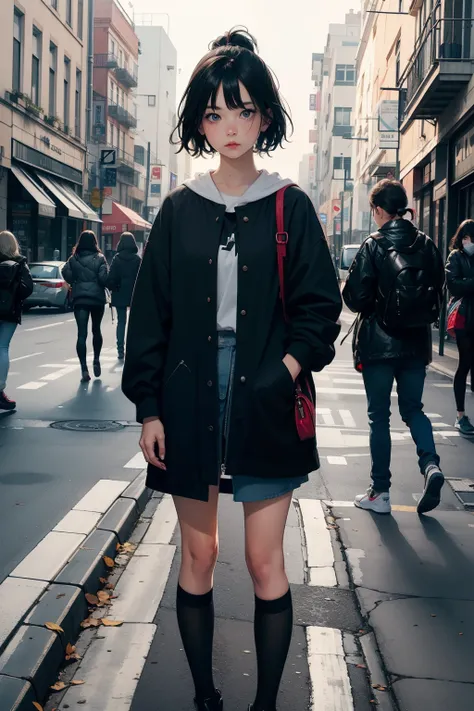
[31,28,42,107]
[110,38,115,57]
[77,0,84,40]
[122,130,126,154]
[134,144,145,165]
[333,156,352,176]
[66,0,72,26]
[75,69,82,138]
[64,57,71,130]
[335,64,355,85]
[334,107,352,126]
[51,0,58,9]
[147,94,156,107]
[49,43,57,116]
[109,78,114,102]
[119,49,123,67]
[395,38,401,84]
[13,9,23,94]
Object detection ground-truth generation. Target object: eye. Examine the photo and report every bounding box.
[205,112,220,123]
[241,109,256,119]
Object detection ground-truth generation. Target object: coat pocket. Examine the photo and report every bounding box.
[249,360,299,448]
[164,359,191,387]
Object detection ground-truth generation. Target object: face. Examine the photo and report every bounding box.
[200,82,268,159]
[462,236,473,247]
[371,206,387,229]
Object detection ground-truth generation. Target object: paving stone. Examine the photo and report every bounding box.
[73,479,129,514]
[0,675,36,711]
[142,495,177,544]
[25,584,87,651]
[121,471,150,513]
[55,530,117,594]
[0,625,63,701]
[9,531,86,583]
[97,498,138,543]
[392,678,474,711]
[0,578,48,652]
[57,624,156,711]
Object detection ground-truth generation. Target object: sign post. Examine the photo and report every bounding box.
[98,149,117,251]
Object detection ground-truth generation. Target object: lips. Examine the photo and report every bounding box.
[225,142,240,148]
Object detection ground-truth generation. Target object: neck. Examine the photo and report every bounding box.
[212,150,260,196]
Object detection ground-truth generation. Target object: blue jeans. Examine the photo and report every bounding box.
[0,321,18,391]
[362,359,440,492]
[116,307,127,354]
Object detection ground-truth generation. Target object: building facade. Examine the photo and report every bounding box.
[0,0,98,261]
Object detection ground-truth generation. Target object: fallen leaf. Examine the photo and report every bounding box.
[121,542,137,553]
[97,590,111,603]
[56,593,65,600]
[105,583,115,590]
[101,618,123,626]
[66,643,76,656]
[45,622,64,633]
[372,684,387,692]
[70,680,85,686]
[99,577,107,584]
[81,617,102,629]
[50,681,67,691]
[103,556,115,568]
[116,542,121,551]
[356,664,367,669]
[85,593,99,606]
[32,704,43,711]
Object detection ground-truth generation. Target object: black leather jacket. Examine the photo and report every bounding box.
[342,219,445,366]
[62,250,109,307]
[0,253,33,324]
[445,248,474,331]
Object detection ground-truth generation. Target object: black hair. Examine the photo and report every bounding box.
[450,219,474,251]
[73,230,100,255]
[171,27,293,157]
[369,179,414,220]
[117,231,138,253]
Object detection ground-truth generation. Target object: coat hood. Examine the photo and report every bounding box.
[183,170,294,208]
[117,233,138,253]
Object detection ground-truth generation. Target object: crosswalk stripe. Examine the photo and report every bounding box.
[17,381,47,390]
[307,627,354,711]
[339,410,356,428]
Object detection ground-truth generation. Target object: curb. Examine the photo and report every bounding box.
[0,470,152,711]
[429,360,456,380]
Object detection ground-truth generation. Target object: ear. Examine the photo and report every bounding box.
[260,110,272,133]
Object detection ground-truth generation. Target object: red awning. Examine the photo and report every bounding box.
[101,202,152,235]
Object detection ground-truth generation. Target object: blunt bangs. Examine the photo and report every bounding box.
[172,46,293,157]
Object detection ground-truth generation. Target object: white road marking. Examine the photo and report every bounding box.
[432,422,452,429]
[0,578,48,649]
[339,410,356,428]
[321,411,335,426]
[24,321,65,332]
[327,456,348,466]
[333,378,364,384]
[10,352,44,362]
[317,387,397,397]
[124,452,147,469]
[16,381,47,390]
[53,510,102,535]
[426,413,442,418]
[433,383,453,388]
[10,531,86,582]
[41,365,79,381]
[298,499,336,587]
[143,495,177,544]
[73,479,130,514]
[307,627,354,711]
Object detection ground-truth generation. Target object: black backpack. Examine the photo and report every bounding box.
[374,233,441,329]
[0,260,22,320]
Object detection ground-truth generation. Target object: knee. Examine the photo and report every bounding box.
[399,405,421,425]
[368,408,391,425]
[182,538,218,579]
[245,547,284,589]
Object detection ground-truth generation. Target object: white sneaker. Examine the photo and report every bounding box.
[355,487,391,514]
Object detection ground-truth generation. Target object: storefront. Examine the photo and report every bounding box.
[452,120,474,227]
[101,202,152,258]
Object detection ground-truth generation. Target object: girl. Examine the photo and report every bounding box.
[106,231,141,360]
[0,230,33,411]
[62,230,109,382]
[446,219,474,435]
[123,29,341,711]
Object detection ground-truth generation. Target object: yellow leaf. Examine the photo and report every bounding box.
[121,542,137,553]
[105,583,115,590]
[116,542,122,551]
[85,593,99,606]
[97,590,110,603]
[100,618,123,626]
[65,643,75,655]
[103,556,115,568]
[70,680,85,686]
[80,617,102,629]
[32,703,43,711]
[99,577,107,584]
[50,681,66,691]
[45,622,64,634]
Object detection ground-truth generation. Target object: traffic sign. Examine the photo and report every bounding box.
[100,148,116,166]
[319,212,327,225]
[104,168,117,187]
[90,187,103,208]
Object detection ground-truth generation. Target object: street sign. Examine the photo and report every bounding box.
[378,100,399,149]
[100,148,116,166]
[104,168,117,187]
[150,183,161,195]
[90,188,103,208]
[319,212,327,225]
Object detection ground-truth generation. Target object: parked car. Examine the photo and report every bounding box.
[23,261,72,312]
[338,244,361,284]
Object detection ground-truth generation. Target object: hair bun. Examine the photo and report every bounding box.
[396,207,407,217]
[210,27,258,53]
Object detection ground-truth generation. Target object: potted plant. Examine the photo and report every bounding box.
[8,90,24,104]
[44,115,60,127]
[24,95,43,117]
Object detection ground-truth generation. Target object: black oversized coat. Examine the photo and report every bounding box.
[122,185,342,501]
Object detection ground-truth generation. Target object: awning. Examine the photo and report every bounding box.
[35,173,101,223]
[11,165,56,218]
[101,202,152,234]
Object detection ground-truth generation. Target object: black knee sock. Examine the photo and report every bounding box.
[253,588,293,711]
[176,584,216,702]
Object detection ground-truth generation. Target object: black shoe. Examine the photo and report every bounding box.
[117,351,124,361]
[93,359,101,377]
[194,689,223,711]
[0,391,16,411]
[417,464,445,515]
[81,370,91,383]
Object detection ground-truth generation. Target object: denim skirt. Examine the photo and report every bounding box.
[218,331,308,502]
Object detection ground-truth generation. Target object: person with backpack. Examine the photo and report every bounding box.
[62,230,109,382]
[106,232,141,360]
[0,230,33,411]
[445,219,474,434]
[343,179,445,515]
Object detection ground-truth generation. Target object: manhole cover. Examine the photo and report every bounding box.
[50,420,125,432]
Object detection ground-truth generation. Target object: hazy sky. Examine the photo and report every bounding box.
[132,0,358,180]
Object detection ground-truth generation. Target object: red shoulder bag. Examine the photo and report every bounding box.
[275,185,316,442]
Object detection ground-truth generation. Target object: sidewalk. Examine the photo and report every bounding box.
[430,338,458,380]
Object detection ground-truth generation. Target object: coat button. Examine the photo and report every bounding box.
[243,216,249,222]
[207,297,212,303]
[209,258,213,265]
[241,309,247,316]
[208,425,214,432]
[216,216,220,222]
[208,335,212,342]
[207,380,213,387]
[240,376,246,384]
[242,265,248,272]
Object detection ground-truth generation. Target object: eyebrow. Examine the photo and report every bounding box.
[206,101,255,110]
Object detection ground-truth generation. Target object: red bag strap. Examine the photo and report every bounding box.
[276,184,297,323]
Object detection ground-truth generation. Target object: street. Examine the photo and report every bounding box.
[1,309,474,711]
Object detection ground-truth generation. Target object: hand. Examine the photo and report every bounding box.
[282,354,302,382]
[140,417,167,470]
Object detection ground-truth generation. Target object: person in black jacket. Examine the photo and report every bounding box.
[343,179,445,516]
[0,231,33,410]
[445,219,474,434]
[122,29,341,711]
[106,232,141,360]
[62,230,109,382]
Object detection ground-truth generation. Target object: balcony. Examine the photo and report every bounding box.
[114,65,138,89]
[402,17,474,124]
[94,53,118,69]
[116,150,140,187]
[107,102,137,129]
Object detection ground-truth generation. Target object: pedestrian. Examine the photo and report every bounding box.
[445,219,474,434]
[123,28,341,711]
[0,230,33,411]
[62,230,109,382]
[106,231,141,360]
[342,179,445,515]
